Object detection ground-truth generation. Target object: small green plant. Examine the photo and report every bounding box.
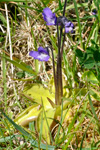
[75,40,100,79]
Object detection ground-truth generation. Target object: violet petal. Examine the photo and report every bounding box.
[29,51,39,59]
[29,47,50,62]
[42,7,57,25]
[38,46,49,55]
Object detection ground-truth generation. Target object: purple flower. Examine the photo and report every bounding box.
[42,7,57,25]
[29,47,50,61]
[92,9,97,15]
[65,22,74,33]
[65,26,74,33]
[57,16,74,33]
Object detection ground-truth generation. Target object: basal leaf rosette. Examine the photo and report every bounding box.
[15,84,73,144]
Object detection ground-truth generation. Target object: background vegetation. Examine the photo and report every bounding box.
[0,0,100,149]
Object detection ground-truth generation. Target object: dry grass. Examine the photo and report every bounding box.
[0,1,100,149]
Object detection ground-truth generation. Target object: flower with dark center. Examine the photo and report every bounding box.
[29,47,50,61]
[42,7,57,25]
[57,16,74,33]
[65,21,74,33]
[92,9,97,15]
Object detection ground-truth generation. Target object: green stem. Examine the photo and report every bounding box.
[35,59,39,74]
[2,51,7,113]
[73,0,83,49]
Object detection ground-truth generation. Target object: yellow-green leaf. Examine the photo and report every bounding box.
[15,104,41,126]
[23,84,55,110]
[55,100,71,117]
[37,108,55,144]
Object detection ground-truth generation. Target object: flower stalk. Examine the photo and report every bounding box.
[29,0,74,105]
[55,0,67,105]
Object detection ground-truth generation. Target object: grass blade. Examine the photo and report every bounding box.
[85,20,97,49]
[1,110,55,149]
[1,110,30,137]
[88,93,99,122]
[59,0,62,10]
[79,120,92,150]
[73,0,83,48]
[0,54,36,75]
[63,101,87,149]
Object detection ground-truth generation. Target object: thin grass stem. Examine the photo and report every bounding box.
[3,42,7,113]
[5,3,22,110]
[73,0,83,49]
[5,3,13,75]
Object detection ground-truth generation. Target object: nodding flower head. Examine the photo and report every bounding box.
[65,21,74,33]
[92,9,97,15]
[29,47,50,62]
[42,7,57,25]
[57,16,74,33]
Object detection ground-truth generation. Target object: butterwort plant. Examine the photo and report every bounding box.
[29,0,74,105]
[15,0,74,145]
